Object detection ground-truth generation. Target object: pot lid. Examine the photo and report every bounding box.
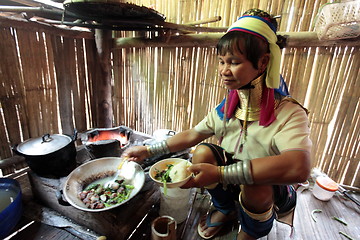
[16,134,72,156]
[153,129,176,141]
[316,176,339,192]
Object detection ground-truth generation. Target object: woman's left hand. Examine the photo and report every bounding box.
[181,163,220,188]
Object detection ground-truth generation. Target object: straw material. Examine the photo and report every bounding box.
[0,0,359,190]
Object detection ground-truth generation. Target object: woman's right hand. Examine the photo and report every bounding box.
[122,145,149,164]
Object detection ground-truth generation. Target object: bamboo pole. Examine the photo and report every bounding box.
[314,49,333,171]
[292,48,308,102]
[51,36,76,135]
[16,30,42,137]
[308,0,327,31]
[37,32,51,135]
[281,48,294,85]
[321,47,343,125]
[115,32,360,49]
[299,47,314,102]
[185,16,222,26]
[44,33,59,133]
[0,16,93,39]
[289,0,302,32]
[307,48,328,167]
[0,28,25,158]
[73,39,87,131]
[323,47,352,167]
[320,48,352,176]
[326,49,359,182]
[278,0,290,32]
[201,1,211,23]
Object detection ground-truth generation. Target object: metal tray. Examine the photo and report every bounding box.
[62,157,145,212]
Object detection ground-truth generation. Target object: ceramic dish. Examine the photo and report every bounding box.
[149,158,192,188]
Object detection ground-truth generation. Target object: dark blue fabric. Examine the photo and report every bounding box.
[238,203,276,238]
[236,15,277,33]
[274,75,290,96]
[207,184,238,215]
[273,185,297,214]
[198,143,296,238]
[198,143,239,215]
[215,98,226,120]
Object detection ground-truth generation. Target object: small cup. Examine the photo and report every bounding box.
[312,176,338,201]
[151,216,177,240]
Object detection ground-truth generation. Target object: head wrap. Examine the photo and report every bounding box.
[227,15,281,89]
[216,12,289,127]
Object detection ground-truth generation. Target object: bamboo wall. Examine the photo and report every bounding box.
[112,0,359,188]
[0,0,359,188]
[0,26,97,161]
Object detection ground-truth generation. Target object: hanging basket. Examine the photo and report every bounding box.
[314,1,360,40]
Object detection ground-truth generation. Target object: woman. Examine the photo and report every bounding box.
[123,9,312,240]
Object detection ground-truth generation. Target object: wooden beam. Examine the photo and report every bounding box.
[115,33,222,48]
[0,15,93,39]
[94,29,113,128]
[3,0,63,9]
[282,31,360,47]
[184,16,222,26]
[3,0,41,7]
[115,32,360,49]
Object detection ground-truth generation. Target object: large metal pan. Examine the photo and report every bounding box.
[61,157,145,212]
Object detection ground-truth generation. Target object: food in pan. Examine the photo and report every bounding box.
[78,178,134,209]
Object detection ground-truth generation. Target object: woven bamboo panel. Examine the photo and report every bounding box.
[0,29,94,175]
[0,0,359,189]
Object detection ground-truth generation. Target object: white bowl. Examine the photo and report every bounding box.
[149,158,192,188]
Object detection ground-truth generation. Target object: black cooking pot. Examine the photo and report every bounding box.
[13,131,77,177]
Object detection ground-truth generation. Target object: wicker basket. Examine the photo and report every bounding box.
[315,1,360,40]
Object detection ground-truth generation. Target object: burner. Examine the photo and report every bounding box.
[80,126,132,158]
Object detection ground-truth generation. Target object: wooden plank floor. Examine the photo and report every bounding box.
[6,173,360,240]
[180,188,360,240]
[130,187,360,240]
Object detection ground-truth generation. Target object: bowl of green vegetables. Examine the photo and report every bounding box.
[149,158,192,189]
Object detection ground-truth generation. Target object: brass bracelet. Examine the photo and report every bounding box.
[221,166,225,183]
[218,166,224,183]
[146,145,152,156]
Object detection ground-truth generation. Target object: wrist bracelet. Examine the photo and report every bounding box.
[147,140,171,157]
[218,166,224,183]
[221,160,254,185]
[242,159,254,184]
[146,145,152,156]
